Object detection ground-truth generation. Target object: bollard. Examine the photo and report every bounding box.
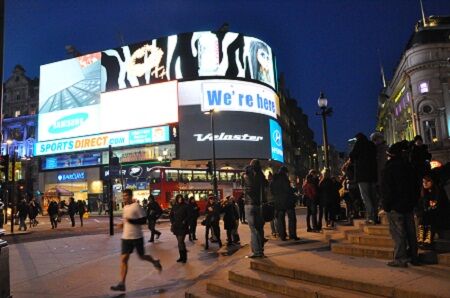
[0,230,10,298]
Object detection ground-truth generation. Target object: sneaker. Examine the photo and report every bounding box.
[111,283,126,291]
[387,261,407,268]
[152,260,162,272]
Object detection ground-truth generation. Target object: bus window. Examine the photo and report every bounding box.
[179,170,192,183]
[166,169,179,182]
[192,170,207,182]
[149,169,161,183]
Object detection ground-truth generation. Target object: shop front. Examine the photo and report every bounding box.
[40,167,103,211]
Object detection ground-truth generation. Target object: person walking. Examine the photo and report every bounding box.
[303,173,318,232]
[188,197,200,241]
[381,142,420,267]
[349,132,378,224]
[242,159,267,258]
[67,197,77,227]
[111,189,162,292]
[48,200,59,229]
[318,169,340,229]
[237,193,246,224]
[271,166,298,240]
[169,194,191,263]
[221,195,239,245]
[204,195,222,249]
[77,200,86,227]
[17,198,29,231]
[28,197,40,228]
[146,195,162,242]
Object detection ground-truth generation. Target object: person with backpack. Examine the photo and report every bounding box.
[146,195,162,242]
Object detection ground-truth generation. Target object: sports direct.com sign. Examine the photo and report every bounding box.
[34,126,170,156]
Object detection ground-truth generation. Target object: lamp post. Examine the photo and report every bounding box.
[316,92,332,169]
[204,109,218,199]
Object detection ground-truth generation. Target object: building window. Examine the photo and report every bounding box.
[422,105,433,114]
[419,82,429,94]
[14,110,21,117]
[423,120,437,143]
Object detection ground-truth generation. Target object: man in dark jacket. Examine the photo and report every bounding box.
[381,142,420,267]
[146,195,162,242]
[410,135,432,181]
[271,166,298,241]
[68,197,77,227]
[242,159,268,258]
[349,132,378,224]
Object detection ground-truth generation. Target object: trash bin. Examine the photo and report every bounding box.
[0,230,10,298]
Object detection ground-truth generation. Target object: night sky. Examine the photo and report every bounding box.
[3,0,450,151]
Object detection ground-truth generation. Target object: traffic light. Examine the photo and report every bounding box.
[206,161,213,175]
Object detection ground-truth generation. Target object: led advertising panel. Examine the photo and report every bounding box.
[269,119,284,162]
[179,105,270,160]
[38,70,178,142]
[101,31,276,92]
[35,126,170,156]
[41,152,102,170]
[178,80,279,118]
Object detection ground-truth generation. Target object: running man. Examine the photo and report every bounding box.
[111,189,162,292]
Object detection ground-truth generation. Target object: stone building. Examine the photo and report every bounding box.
[377,15,450,163]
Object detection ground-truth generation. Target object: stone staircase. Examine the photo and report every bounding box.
[185,258,450,298]
[330,217,450,266]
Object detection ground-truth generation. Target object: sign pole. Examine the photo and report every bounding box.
[108,145,114,236]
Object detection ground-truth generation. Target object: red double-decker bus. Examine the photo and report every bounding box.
[148,166,244,212]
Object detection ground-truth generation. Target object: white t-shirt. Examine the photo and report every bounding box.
[122,202,146,240]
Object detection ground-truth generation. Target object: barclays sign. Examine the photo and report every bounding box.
[57,171,86,182]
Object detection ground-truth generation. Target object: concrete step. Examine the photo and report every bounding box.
[249,260,392,297]
[331,242,393,260]
[207,280,291,298]
[229,268,383,298]
[363,225,390,237]
[437,230,450,240]
[380,214,389,225]
[185,280,217,298]
[435,239,450,253]
[438,253,450,266]
[347,233,394,248]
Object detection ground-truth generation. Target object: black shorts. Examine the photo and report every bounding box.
[121,238,145,256]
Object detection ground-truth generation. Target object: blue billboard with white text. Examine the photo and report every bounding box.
[269,119,283,162]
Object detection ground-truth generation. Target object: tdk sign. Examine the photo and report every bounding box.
[269,119,284,162]
[201,81,279,118]
[49,113,88,134]
[57,171,86,182]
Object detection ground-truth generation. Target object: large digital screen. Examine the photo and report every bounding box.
[178,80,279,118]
[35,126,170,156]
[179,105,271,160]
[41,152,102,170]
[101,31,276,91]
[38,62,178,142]
[270,119,284,162]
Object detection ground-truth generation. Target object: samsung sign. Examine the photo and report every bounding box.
[34,126,170,156]
[57,171,86,182]
[200,81,279,118]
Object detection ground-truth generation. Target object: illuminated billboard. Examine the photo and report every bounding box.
[101,31,276,91]
[178,80,279,118]
[179,105,274,160]
[270,119,284,162]
[34,126,170,156]
[38,60,178,142]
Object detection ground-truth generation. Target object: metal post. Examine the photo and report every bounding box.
[108,145,114,236]
[210,111,218,199]
[321,109,330,169]
[10,151,15,234]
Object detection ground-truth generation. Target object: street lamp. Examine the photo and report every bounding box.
[316,92,332,169]
[204,109,218,199]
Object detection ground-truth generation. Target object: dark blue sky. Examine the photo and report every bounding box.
[4,0,450,151]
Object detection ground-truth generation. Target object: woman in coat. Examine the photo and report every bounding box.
[221,196,239,245]
[188,197,200,241]
[204,195,222,249]
[169,194,191,263]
